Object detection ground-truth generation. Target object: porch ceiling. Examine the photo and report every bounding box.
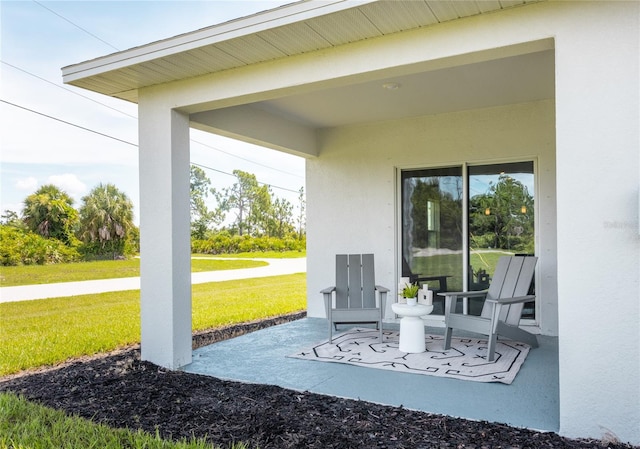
[62,0,544,105]
[248,49,555,128]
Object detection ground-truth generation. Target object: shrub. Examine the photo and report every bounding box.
[77,183,136,260]
[192,233,305,254]
[0,225,80,266]
[77,226,138,261]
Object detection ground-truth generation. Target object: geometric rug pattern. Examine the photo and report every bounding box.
[288,327,530,384]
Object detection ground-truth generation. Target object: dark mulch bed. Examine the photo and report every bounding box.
[1,314,636,449]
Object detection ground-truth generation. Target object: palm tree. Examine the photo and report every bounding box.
[78,183,135,258]
[22,184,78,244]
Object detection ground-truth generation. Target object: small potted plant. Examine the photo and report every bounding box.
[402,283,420,306]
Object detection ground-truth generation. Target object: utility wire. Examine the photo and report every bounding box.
[1,99,137,147]
[192,162,300,194]
[14,3,303,180]
[1,60,138,120]
[32,0,120,52]
[191,138,303,178]
[1,99,301,195]
[3,59,302,178]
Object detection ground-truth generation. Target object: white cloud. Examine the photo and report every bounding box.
[15,176,38,191]
[47,174,87,197]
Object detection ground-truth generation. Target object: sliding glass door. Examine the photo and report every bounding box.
[401,161,535,318]
[401,167,463,315]
[468,162,535,318]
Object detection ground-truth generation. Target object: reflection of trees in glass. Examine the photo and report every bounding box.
[410,178,462,250]
[469,174,534,252]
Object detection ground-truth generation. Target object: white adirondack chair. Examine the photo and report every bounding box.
[321,254,389,343]
[440,255,538,361]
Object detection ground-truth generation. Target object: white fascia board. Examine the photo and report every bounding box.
[62,0,378,84]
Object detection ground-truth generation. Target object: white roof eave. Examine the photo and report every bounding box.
[61,0,376,87]
[62,0,543,102]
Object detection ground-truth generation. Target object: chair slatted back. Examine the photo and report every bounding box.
[335,254,376,309]
[481,256,537,325]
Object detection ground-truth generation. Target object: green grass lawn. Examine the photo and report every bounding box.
[0,273,306,376]
[0,258,272,287]
[0,392,247,449]
[0,260,306,447]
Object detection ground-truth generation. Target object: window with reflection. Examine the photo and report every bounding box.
[401,167,463,315]
[468,162,535,318]
[401,162,535,319]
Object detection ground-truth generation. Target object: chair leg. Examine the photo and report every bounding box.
[486,302,502,362]
[487,332,498,362]
[443,327,453,350]
[329,320,333,343]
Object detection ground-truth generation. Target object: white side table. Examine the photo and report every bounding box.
[391,303,434,353]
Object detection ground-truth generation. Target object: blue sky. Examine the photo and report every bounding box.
[0,0,303,224]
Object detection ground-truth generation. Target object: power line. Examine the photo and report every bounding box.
[191,138,303,179]
[13,0,305,179]
[190,162,234,178]
[1,60,138,120]
[1,99,301,195]
[3,59,302,178]
[32,0,120,52]
[192,162,301,194]
[1,99,137,147]
[8,3,303,182]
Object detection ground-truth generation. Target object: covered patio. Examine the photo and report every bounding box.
[62,0,639,444]
[184,317,560,432]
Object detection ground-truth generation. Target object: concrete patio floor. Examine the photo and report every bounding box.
[183,317,559,433]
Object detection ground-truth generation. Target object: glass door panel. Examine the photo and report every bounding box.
[468,162,535,318]
[401,167,463,315]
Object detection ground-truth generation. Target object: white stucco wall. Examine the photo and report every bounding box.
[551,2,639,444]
[130,0,638,444]
[302,2,638,444]
[307,99,557,329]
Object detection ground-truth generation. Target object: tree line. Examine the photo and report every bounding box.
[189,166,306,255]
[190,166,305,240]
[1,183,136,265]
[0,166,305,265]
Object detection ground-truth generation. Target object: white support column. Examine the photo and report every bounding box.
[138,102,192,369]
[554,3,639,444]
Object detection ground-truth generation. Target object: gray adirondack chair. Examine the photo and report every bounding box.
[440,255,538,361]
[321,254,389,343]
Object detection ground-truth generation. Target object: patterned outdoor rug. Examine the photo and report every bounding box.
[288,327,530,384]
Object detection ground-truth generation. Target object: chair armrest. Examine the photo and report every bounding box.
[322,287,335,318]
[438,290,488,299]
[485,295,535,305]
[376,285,388,311]
[440,290,487,317]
